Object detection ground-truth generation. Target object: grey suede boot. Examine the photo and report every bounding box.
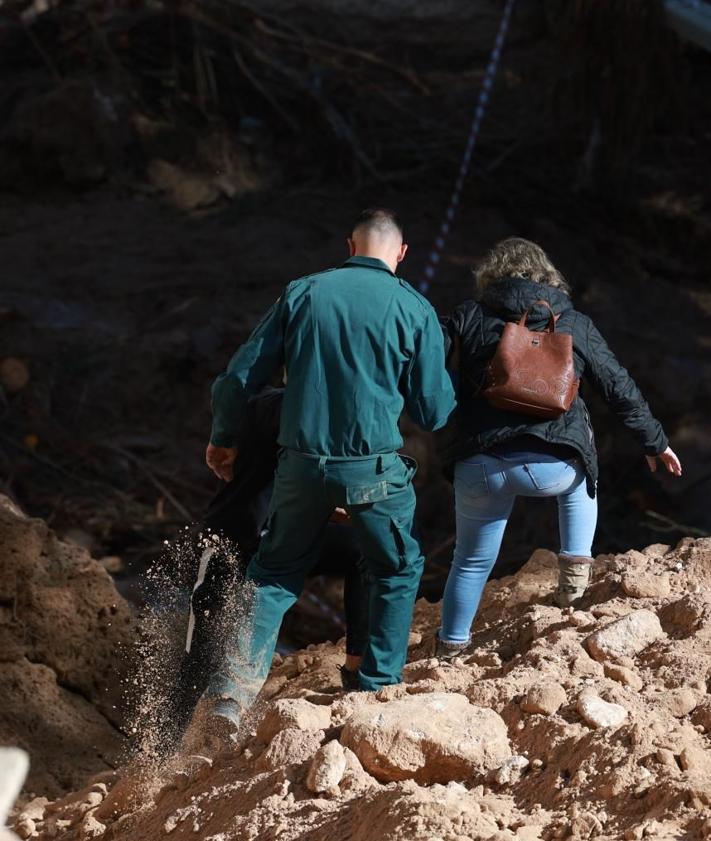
[435,635,470,661]
[554,554,593,608]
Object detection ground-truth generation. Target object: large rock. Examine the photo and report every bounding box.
[256,728,325,772]
[256,698,332,744]
[603,663,643,690]
[0,498,135,797]
[585,610,664,662]
[577,692,628,729]
[306,740,347,793]
[521,683,566,716]
[621,572,671,599]
[1,662,126,801]
[492,755,529,786]
[340,693,510,784]
[658,594,711,636]
[663,688,699,719]
[679,746,711,775]
[338,748,379,795]
[691,699,711,731]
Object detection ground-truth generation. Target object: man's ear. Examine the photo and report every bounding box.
[347,238,356,257]
[397,243,409,263]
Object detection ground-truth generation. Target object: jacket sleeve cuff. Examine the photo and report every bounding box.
[643,428,669,457]
[210,418,245,449]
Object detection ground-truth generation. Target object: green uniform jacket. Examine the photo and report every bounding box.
[211,256,456,456]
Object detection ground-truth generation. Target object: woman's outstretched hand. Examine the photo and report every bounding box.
[646,446,682,477]
[206,444,238,481]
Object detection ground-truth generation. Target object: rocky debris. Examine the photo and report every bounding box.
[8,533,711,841]
[520,682,567,716]
[12,799,47,829]
[603,663,644,690]
[306,741,347,793]
[256,728,326,772]
[485,548,559,613]
[339,748,377,795]
[663,687,699,718]
[0,497,136,798]
[586,609,664,662]
[577,691,628,729]
[491,755,529,786]
[146,140,272,213]
[679,746,711,775]
[691,698,711,731]
[256,698,332,744]
[569,807,604,839]
[658,593,711,636]
[621,571,671,599]
[656,748,678,769]
[340,693,511,784]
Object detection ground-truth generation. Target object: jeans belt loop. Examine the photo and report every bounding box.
[318,456,327,477]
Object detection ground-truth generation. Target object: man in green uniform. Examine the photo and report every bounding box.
[197,208,456,736]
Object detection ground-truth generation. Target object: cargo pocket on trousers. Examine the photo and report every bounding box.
[257,510,281,558]
[259,510,275,539]
[389,516,409,572]
[346,480,389,506]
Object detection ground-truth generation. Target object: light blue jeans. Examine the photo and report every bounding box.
[440,450,598,644]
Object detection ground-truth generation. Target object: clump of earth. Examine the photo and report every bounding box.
[0,495,135,801]
[4,498,711,840]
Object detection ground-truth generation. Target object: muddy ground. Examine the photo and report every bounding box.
[7,495,711,840]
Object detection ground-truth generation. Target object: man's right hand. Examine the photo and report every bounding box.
[206,444,238,482]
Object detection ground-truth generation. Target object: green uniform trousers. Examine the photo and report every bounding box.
[206,447,423,712]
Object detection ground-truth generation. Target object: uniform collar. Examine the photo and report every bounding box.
[343,255,396,276]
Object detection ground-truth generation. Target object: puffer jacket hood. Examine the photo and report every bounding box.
[480,277,574,326]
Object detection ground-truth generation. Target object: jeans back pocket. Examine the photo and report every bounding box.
[454,461,489,497]
[524,460,571,491]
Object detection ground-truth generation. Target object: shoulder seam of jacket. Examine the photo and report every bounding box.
[397,279,436,314]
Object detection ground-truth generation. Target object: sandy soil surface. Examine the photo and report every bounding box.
[9,519,711,840]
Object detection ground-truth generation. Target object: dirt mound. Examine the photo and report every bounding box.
[16,534,711,840]
[0,496,136,800]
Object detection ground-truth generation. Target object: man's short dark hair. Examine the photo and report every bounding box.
[352,207,404,238]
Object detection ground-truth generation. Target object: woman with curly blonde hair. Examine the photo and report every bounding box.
[436,237,681,657]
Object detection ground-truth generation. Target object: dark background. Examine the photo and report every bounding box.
[1,0,710,636]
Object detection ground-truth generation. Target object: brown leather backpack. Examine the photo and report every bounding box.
[483,300,580,419]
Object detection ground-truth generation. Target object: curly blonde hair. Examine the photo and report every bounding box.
[476,237,571,295]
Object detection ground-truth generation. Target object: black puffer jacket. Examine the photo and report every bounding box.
[439,277,668,496]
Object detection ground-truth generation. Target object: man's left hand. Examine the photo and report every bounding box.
[330,507,352,525]
[206,444,238,482]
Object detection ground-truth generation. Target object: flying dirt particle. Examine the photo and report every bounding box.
[123,531,254,772]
